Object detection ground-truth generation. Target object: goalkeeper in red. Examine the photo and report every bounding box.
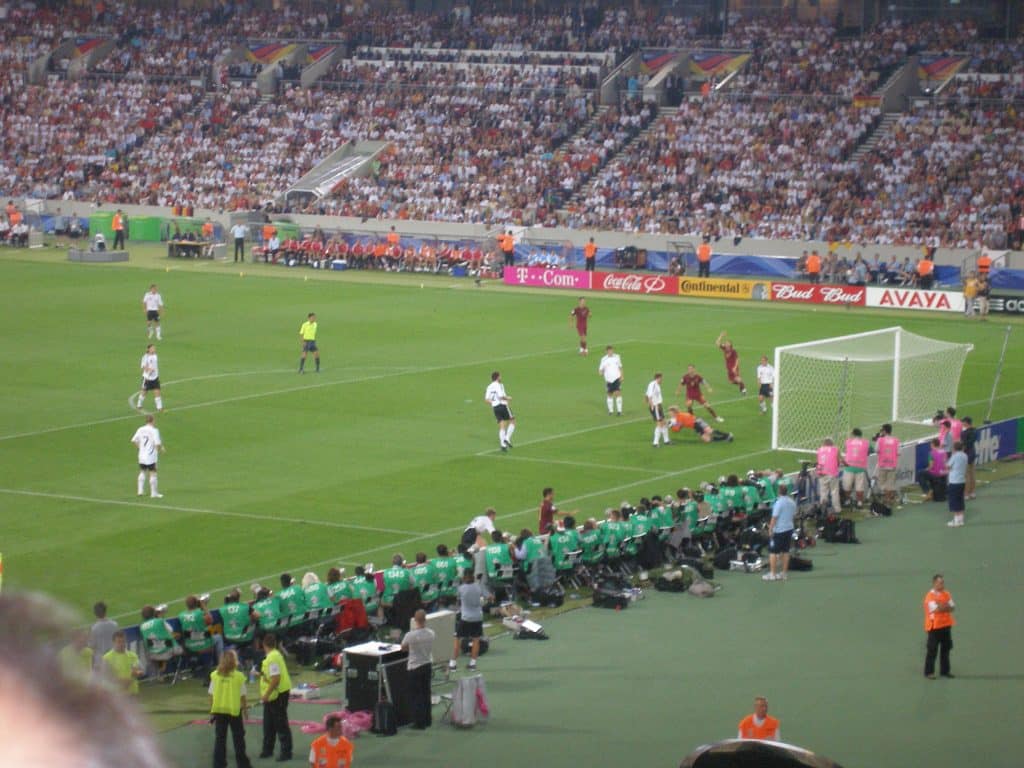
[716,331,747,394]
[668,406,733,443]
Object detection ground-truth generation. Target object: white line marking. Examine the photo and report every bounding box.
[103,446,774,621]
[0,343,636,443]
[480,453,663,474]
[0,489,422,537]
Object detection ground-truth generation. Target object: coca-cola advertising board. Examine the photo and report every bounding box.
[770,282,866,306]
[503,266,592,290]
[865,286,964,313]
[594,271,678,296]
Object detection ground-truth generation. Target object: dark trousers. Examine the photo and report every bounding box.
[234,238,245,262]
[585,257,595,271]
[698,261,710,277]
[213,713,252,768]
[925,627,953,676]
[261,692,292,757]
[408,663,432,728]
[113,230,125,250]
[503,251,514,267]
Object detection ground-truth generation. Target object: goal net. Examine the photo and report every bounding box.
[772,327,973,453]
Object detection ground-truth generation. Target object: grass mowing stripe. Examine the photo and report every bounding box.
[479,453,665,474]
[0,489,423,536]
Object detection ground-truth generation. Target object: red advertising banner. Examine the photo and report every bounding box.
[594,271,678,296]
[771,282,866,306]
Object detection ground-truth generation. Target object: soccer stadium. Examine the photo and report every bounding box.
[1,0,1023,766]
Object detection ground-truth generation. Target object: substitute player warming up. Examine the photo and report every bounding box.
[716,331,747,394]
[131,415,164,498]
[598,345,623,415]
[485,371,516,451]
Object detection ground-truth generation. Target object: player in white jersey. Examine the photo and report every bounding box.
[485,371,516,452]
[598,345,624,416]
[136,344,163,412]
[645,373,670,447]
[756,355,775,414]
[131,415,165,498]
[142,284,164,340]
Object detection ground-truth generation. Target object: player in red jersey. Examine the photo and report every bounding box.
[569,297,590,355]
[674,364,723,422]
[716,331,747,394]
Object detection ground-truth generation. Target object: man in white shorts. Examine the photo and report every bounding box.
[131,415,164,498]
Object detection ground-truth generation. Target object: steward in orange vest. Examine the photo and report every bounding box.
[309,715,353,768]
[737,697,779,740]
[923,574,955,679]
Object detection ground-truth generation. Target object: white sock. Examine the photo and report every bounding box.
[499,427,507,446]
[607,396,614,413]
[661,427,670,443]
[136,393,144,408]
[137,471,145,495]
[506,423,515,441]
[615,396,622,413]
[147,328,153,338]
[149,474,158,495]
[653,427,659,445]
[156,328,162,340]
[155,396,163,410]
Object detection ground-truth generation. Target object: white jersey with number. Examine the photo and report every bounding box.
[140,353,159,381]
[757,364,775,385]
[132,424,162,464]
[484,381,508,407]
[143,292,164,312]
[599,353,623,383]
[645,379,663,407]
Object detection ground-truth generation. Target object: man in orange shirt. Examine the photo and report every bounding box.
[308,715,353,768]
[976,251,991,278]
[805,250,821,283]
[917,254,935,290]
[583,237,597,272]
[737,696,779,740]
[500,231,515,267]
[697,237,712,278]
[923,574,955,679]
[112,209,126,250]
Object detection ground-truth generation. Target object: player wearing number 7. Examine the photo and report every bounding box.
[131,415,165,498]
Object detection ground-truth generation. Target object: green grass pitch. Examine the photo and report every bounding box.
[0,248,1021,627]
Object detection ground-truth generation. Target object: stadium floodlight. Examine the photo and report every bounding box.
[772,326,973,453]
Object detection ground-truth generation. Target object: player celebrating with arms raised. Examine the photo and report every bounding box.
[485,371,516,452]
[569,297,590,356]
[598,345,623,416]
[716,331,747,395]
[674,364,723,422]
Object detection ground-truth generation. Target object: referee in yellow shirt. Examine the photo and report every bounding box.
[298,312,319,374]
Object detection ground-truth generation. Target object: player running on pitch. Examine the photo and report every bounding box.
[675,364,723,422]
[485,371,516,452]
[569,297,590,356]
[716,331,747,394]
[668,406,733,443]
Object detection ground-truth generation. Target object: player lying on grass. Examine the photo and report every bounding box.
[668,406,733,443]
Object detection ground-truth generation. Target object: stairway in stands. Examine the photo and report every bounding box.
[850,112,901,163]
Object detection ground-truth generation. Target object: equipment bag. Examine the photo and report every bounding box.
[372,700,398,736]
[654,569,693,593]
[871,499,892,517]
[712,546,737,570]
[680,556,715,579]
[449,675,484,728]
[834,519,859,544]
[789,556,813,571]
[592,576,631,609]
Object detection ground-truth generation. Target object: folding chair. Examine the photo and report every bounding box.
[144,637,185,684]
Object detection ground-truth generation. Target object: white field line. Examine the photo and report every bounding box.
[0,343,637,443]
[102,446,774,622]
[479,453,664,474]
[0,489,422,537]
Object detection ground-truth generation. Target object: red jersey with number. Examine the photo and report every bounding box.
[682,373,705,401]
[571,306,590,331]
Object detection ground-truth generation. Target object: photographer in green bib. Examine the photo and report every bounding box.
[276,573,309,632]
[409,552,440,609]
[220,589,255,653]
[381,554,415,622]
[139,604,182,675]
[177,594,223,669]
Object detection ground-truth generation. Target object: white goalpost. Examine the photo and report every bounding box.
[771,327,974,453]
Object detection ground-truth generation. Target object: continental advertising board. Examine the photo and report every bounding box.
[677,277,770,300]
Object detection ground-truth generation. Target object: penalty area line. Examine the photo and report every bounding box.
[0,488,422,537]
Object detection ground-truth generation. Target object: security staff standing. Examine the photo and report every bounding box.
[259,633,293,761]
[209,649,252,768]
[499,231,515,267]
[923,574,956,679]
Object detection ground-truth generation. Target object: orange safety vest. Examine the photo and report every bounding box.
[697,243,711,263]
[917,258,934,276]
[262,224,276,241]
[923,589,955,631]
[9,210,22,227]
[202,222,213,238]
[738,714,779,740]
[806,253,821,274]
[387,230,400,247]
[500,234,514,253]
[584,241,597,260]
[977,254,991,275]
[308,733,353,768]
[112,213,124,231]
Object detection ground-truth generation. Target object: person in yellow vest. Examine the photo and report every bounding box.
[308,714,354,768]
[737,696,779,740]
[112,209,126,250]
[962,271,979,317]
[924,574,956,679]
[59,628,94,678]
[102,630,144,695]
[298,312,319,374]
[209,649,252,768]
[258,633,292,761]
